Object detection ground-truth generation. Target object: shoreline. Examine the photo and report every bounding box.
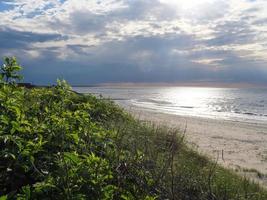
[123,105,267,186]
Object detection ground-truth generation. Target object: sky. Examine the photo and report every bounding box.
[0,0,267,85]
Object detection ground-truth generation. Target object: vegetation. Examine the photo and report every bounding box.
[0,57,267,199]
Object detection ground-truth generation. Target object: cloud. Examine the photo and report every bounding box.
[0,0,267,85]
[0,27,65,49]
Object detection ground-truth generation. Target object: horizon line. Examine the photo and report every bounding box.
[70,82,267,88]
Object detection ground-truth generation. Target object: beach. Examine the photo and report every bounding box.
[126,106,267,186]
[74,86,267,186]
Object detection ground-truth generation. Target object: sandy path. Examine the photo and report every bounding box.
[124,106,267,186]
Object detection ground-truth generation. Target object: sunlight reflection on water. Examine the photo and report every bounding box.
[74,86,267,123]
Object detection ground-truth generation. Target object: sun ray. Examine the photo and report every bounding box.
[160,0,214,10]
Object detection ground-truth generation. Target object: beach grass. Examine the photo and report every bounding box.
[1,81,267,200]
[1,57,267,199]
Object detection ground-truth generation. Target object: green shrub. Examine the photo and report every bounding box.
[0,57,22,84]
[1,57,267,199]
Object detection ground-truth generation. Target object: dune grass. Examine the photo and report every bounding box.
[1,84,267,199]
[1,57,267,199]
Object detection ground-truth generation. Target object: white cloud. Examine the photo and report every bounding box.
[1,0,267,84]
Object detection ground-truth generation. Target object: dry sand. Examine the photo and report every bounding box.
[124,106,267,186]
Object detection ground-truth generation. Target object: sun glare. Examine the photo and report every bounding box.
[160,0,214,10]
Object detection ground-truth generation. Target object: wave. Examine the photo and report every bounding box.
[243,112,259,116]
[229,110,267,117]
[179,106,194,109]
[134,99,196,110]
[136,98,172,105]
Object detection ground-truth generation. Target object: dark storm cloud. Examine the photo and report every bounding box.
[17,34,266,85]
[0,27,66,49]
[48,11,108,35]
[114,0,177,20]
[15,34,207,84]
[70,11,107,34]
[205,20,256,46]
[47,0,177,36]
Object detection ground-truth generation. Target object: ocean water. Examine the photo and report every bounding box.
[73,86,267,123]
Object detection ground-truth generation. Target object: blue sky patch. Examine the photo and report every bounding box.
[0,1,15,12]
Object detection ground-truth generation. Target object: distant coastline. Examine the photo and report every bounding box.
[72,82,267,89]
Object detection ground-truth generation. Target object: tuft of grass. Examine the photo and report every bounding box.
[242,168,266,179]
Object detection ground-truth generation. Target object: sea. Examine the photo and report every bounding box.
[73,86,267,124]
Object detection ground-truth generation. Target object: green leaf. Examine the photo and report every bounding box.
[64,152,80,164]
[0,195,7,200]
[0,115,9,125]
[71,133,79,144]
[17,185,31,200]
[144,196,157,200]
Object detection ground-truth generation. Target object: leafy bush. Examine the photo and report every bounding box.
[0,57,22,84]
[0,57,267,199]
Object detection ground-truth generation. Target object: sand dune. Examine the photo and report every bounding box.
[126,106,267,186]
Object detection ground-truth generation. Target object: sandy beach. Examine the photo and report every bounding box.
[124,106,267,186]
